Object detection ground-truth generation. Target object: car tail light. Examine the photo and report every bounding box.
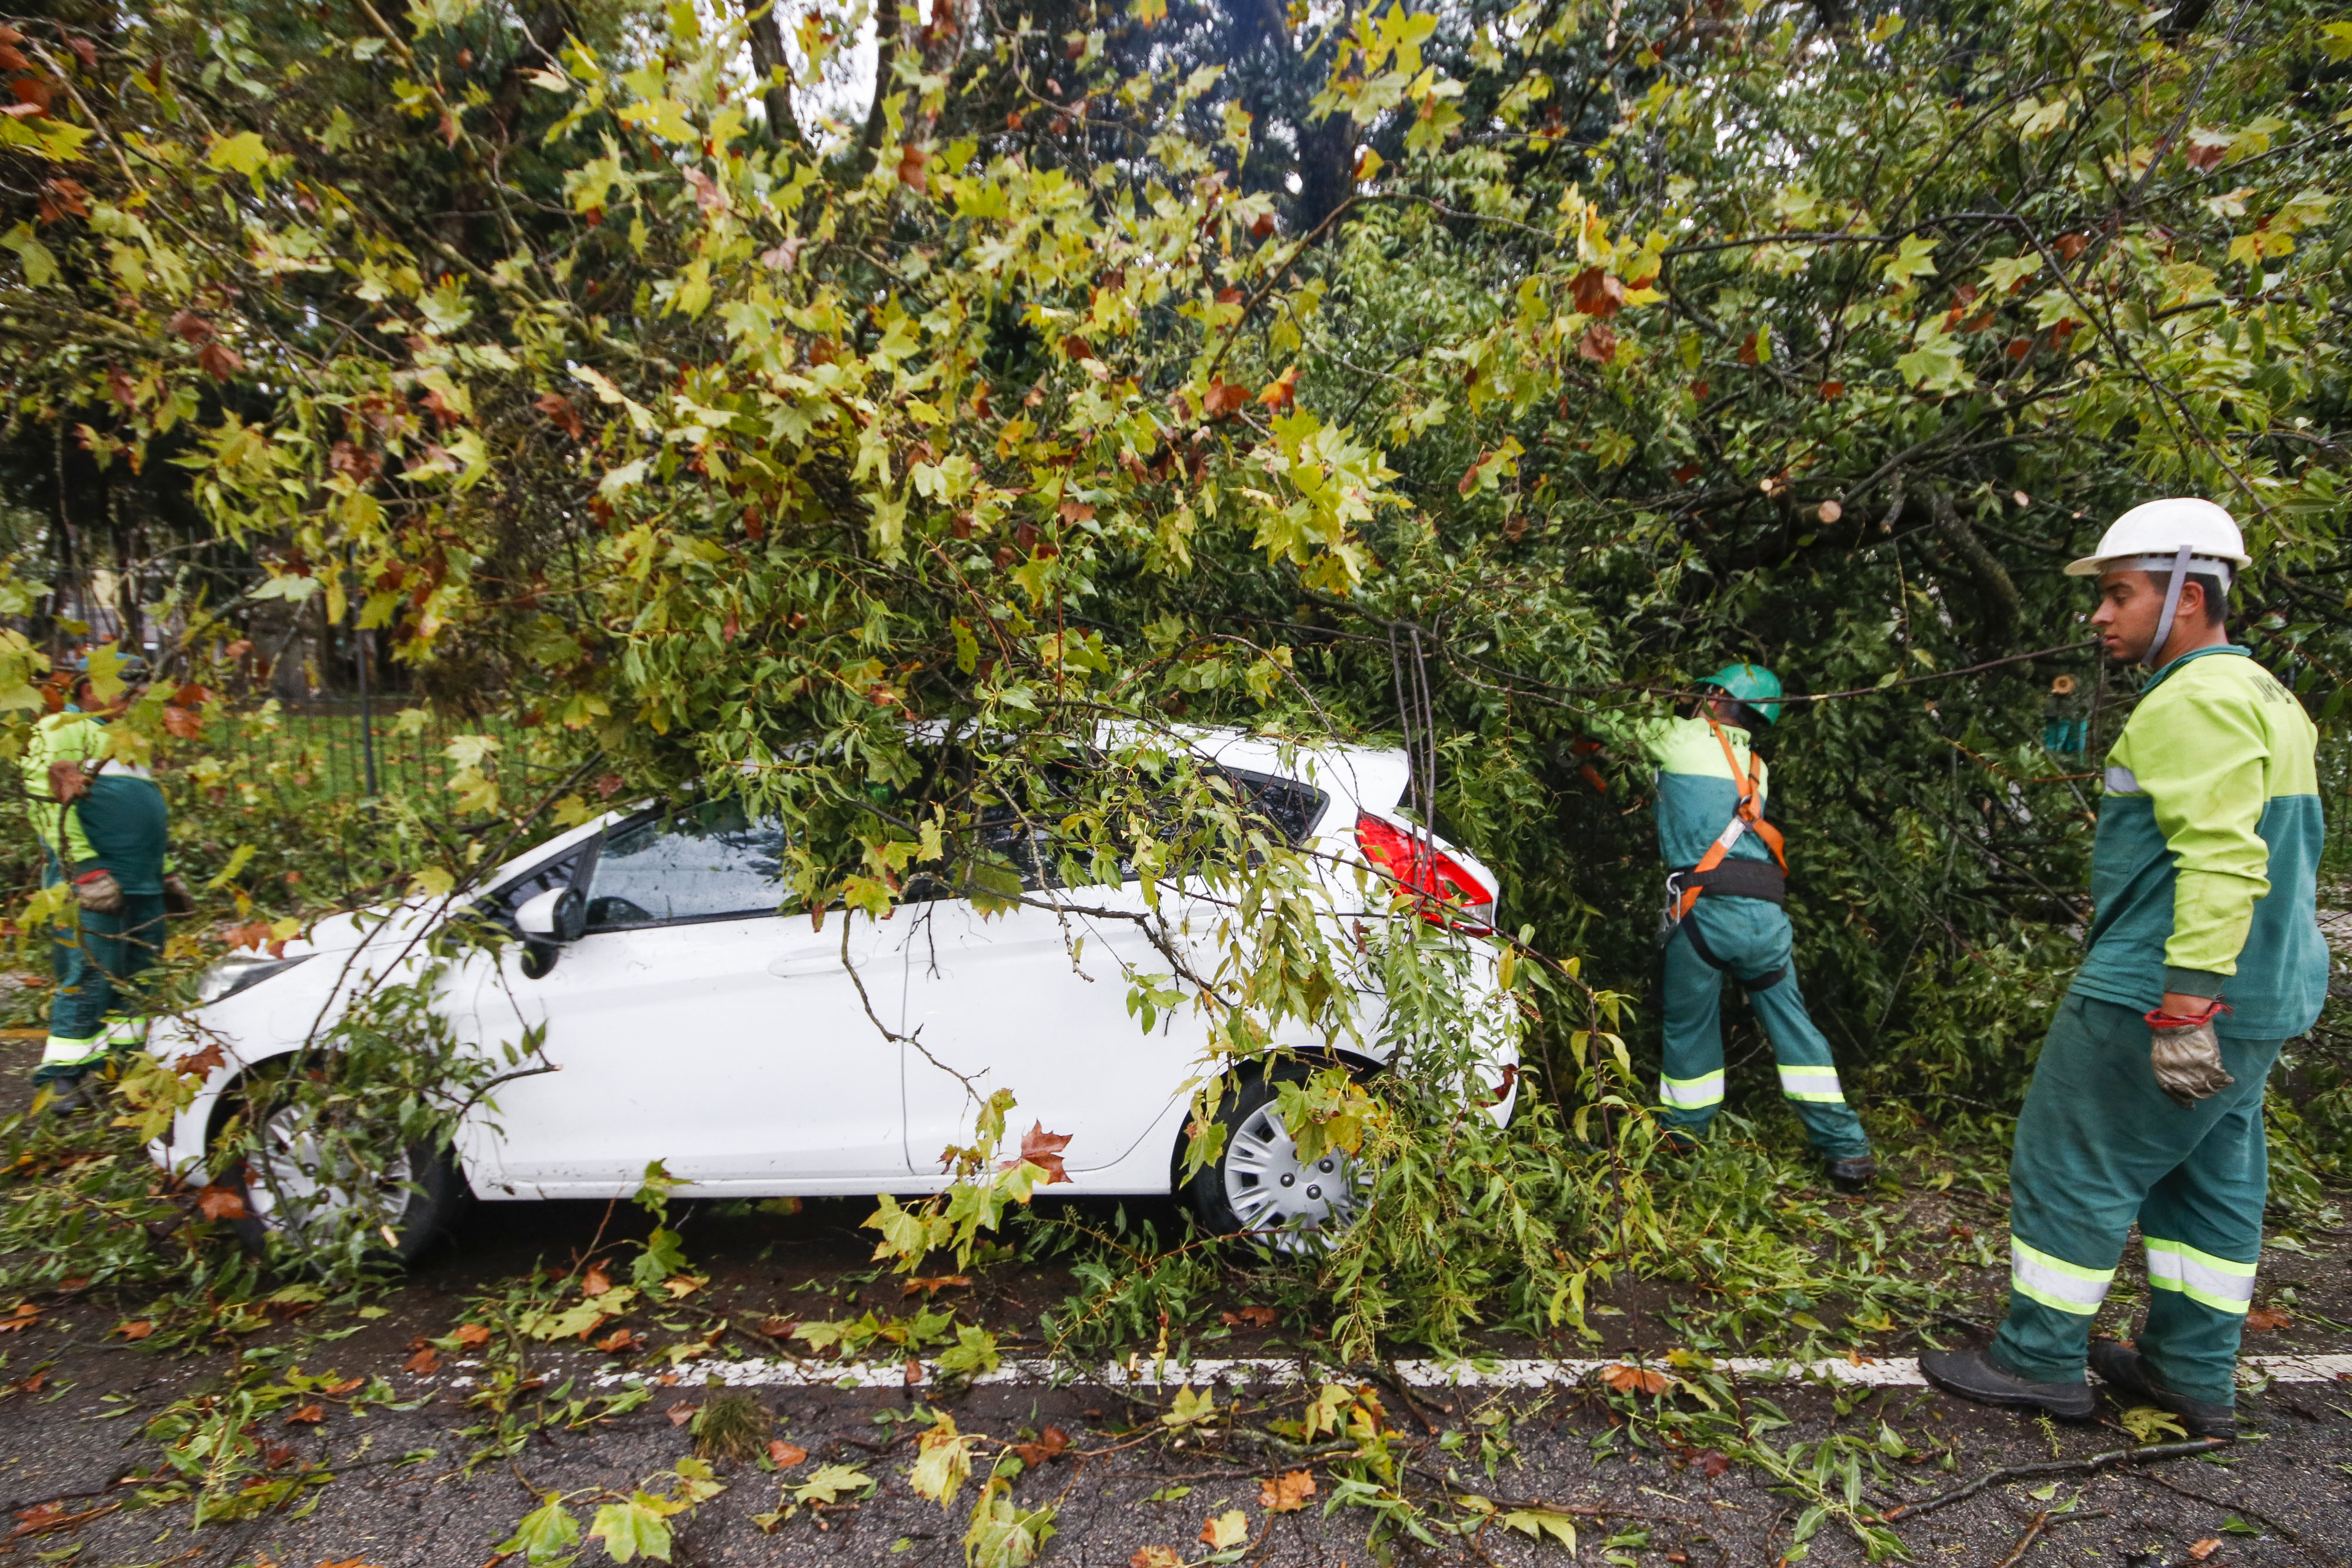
[1353,813,1496,932]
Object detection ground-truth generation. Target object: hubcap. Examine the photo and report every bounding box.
[1222,1101,1371,1252]
[244,1104,413,1246]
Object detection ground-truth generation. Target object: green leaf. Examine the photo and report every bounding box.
[588,1495,674,1563]
[206,131,271,175]
[2,223,58,287]
[497,1496,582,1565]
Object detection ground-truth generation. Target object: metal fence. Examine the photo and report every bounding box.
[210,700,516,805]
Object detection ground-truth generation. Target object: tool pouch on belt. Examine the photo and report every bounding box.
[1669,859,1786,905]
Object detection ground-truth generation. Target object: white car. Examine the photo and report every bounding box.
[149,733,1518,1258]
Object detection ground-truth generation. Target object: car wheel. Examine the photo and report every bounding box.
[220,1090,467,1265]
[1181,1068,1375,1254]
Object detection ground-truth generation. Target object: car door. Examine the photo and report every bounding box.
[465,802,913,1194]
[897,784,1222,1181]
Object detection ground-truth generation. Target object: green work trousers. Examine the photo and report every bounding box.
[1990,992,2276,1406]
[1658,895,1872,1160]
[38,887,168,1085]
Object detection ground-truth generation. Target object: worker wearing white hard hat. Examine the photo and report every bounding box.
[1926,499,2326,1440]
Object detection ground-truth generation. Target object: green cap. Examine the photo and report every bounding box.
[1699,663,1783,726]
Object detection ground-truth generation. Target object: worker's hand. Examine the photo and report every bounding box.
[46,760,91,804]
[2146,999,2234,1109]
[71,866,124,915]
[162,874,196,917]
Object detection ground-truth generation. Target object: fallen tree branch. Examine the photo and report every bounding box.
[2133,1469,2315,1554]
[1877,1437,2229,1521]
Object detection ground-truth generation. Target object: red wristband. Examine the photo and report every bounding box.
[2146,1000,2231,1028]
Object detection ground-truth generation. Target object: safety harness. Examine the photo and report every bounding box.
[1660,718,1791,992]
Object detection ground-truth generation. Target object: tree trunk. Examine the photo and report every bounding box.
[743,0,803,147]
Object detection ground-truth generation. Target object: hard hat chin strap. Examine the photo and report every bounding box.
[2144,543,2194,670]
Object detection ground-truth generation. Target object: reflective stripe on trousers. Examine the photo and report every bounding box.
[2010,1236,2115,1316]
[1776,1064,1845,1104]
[2144,1236,2257,1315]
[40,1032,106,1068]
[104,1016,149,1048]
[1660,1071,1725,1109]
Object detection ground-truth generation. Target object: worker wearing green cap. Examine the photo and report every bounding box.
[1595,664,1878,1188]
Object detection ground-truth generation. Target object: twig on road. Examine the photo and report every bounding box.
[2131,1469,2327,1563]
[1877,1437,2230,1521]
[1994,1509,2054,1567]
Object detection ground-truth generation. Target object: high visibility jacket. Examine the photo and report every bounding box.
[19,709,171,893]
[2073,645,2326,1039]
[1633,714,1778,871]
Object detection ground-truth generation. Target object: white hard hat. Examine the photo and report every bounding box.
[2064,497,2249,584]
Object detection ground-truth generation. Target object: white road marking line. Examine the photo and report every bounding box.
[569,1351,2352,1393]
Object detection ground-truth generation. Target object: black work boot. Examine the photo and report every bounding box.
[32,1075,91,1115]
[1920,1346,2095,1419]
[2088,1340,2236,1439]
[1826,1154,1880,1191]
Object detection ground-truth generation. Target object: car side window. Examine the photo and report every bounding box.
[584,801,789,930]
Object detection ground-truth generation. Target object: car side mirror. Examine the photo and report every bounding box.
[514,887,586,976]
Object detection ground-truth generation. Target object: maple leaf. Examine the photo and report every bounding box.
[581,1262,613,1296]
[198,339,242,383]
[1576,322,1619,363]
[903,1275,973,1298]
[1260,1470,1315,1513]
[897,143,928,190]
[284,1402,325,1425]
[1131,1550,1181,1568]
[2244,1306,2290,1331]
[1220,1305,1277,1329]
[168,309,214,344]
[1570,267,1626,318]
[115,1319,154,1340]
[402,1346,439,1375]
[194,1183,248,1222]
[1003,1122,1074,1185]
[453,1323,492,1347]
[534,392,584,439]
[0,1304,39,1334]
[324,1376,365,1396]
[593,1328,642,1353]
[662,1275,702,1299]
[1599,1363,1670,1396]
[1255,365,1298,412]
[1249,210,1275,238]
[1199,1509,1248,1549]
[768,1440,808,1468]
[172,1040,226,1078]
[162,703,203,738]
[1201,377,1250,419]
[2188,1540,2221,1562]
[666,1401,697,1427]
[682,165,727,215]
[1057,499,1095,524]
[1011,1426,1069,1467]
[65,35,96,69]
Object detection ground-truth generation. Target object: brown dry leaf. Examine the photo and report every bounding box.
[402,1346,439,1375]
[1255,365,1298,412]
[1005,1122,1074,1185]
[1131,1550,1182,1568]
[1569,267,1626,318]
[768,1440,808,1468]
[115,1320,155,1340]
[1694,1448,1730,1478]
[198,339,242,383]
[0,1304,40,1334]
[533,392,584,439]
[1011,1426,1069,1467]
[1220,1305,1277,1329]
[662,1275,701,1299]
[2187,1541,2221,1562]
[453,1323,492,1348]
[2244,1306,2290,1331]
[195,1183,248,1222]
[593,1328,642,1354]
[1599,1363,1670,1396]
[580,1263,612,1296]
[284,1403,325,1425]
[666,1401,698,1427]
[902,1276,973,1298]
[897,143,927,190]
[1056,500,1095,525]
[324,1377,365,1397]
[757,1316,798,1338]
[1576,321,1619,364]
[1201,377,1250,420]
[1260,1470,1315,1513]
[315,1560,384,1568]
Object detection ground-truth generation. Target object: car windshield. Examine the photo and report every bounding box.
[584,801,789,928]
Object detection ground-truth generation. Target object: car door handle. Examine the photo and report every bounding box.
[767,954,847,979]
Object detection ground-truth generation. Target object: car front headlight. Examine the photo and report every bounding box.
[197,952,313,1006]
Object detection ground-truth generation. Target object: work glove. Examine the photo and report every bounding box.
[2147,1004,2235,1109]
[72,865,125,915]
[162,873,196,916]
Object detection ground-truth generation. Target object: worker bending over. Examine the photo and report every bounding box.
[22,654,190,1111]
[1925,499,2324,1439]
[1602,664,1879,1189]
